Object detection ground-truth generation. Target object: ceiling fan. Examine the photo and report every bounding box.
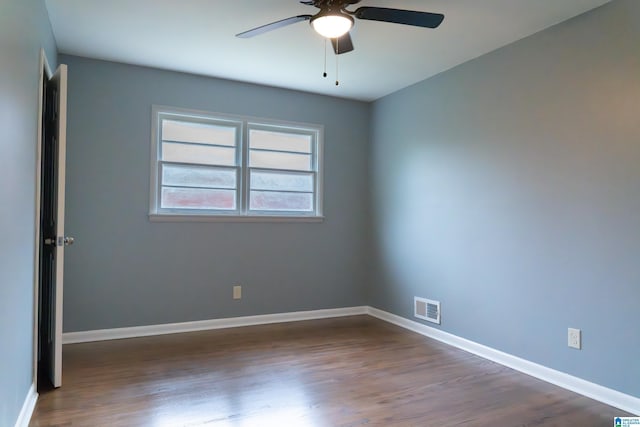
[236,0,445,55]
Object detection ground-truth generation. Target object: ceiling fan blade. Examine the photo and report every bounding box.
[354,7,444,29]
[300,1,314,4]
[236,15,312,38]
[331,33,354,55]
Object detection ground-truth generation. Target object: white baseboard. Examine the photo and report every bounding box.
[366,306,640,416]
[63,306,368,344]
[61,305,638,415]
[14,383,37,427]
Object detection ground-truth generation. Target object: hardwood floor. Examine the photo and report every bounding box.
[30,316,629,426]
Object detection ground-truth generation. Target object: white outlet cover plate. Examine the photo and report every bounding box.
[568,328,581,349]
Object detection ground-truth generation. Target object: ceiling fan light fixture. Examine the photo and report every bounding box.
[311,12,353,39]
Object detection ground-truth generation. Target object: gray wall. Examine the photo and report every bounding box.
[369,0,639,398]
[61,55,370,332]
[0,0,57,425]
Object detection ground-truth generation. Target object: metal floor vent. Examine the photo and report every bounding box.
[414,297,441,324]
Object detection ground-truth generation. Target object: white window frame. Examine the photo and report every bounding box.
[149,105,324,222]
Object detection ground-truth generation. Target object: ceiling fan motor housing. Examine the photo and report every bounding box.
[307,0,362,9]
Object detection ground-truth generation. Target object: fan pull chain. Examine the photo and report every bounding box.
[335,38,339,86]
[323,39,327,78]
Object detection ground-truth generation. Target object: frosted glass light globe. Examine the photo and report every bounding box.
[311,14,353,38]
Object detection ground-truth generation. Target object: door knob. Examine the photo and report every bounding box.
[64,236,75,246]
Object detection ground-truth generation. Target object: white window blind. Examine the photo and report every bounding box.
[248,128,316,213]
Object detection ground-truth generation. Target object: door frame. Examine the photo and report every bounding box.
[33,48,53,389]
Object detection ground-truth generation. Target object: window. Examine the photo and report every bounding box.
[150,106,323,221]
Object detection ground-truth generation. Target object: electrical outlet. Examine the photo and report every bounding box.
[233,285,242,300]
[568,328,581,349]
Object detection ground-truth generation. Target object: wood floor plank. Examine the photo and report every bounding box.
[29,316,631,426]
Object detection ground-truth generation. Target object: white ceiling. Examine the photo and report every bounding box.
[44,0,611,101]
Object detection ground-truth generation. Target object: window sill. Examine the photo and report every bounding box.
[149,213,325,223]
